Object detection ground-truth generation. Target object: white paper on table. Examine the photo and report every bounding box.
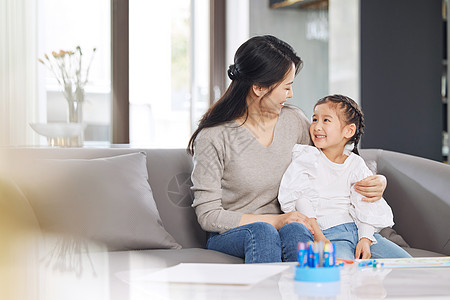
[137,263,290,286]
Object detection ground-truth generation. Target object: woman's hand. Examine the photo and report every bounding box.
[275,211,314,233]
[308,218,327,243]
[354,175,387,202]
[355,238,372,259]
[315,236,330,244]
[239,212,313,233]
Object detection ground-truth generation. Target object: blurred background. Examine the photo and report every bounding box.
[0,0,448,162]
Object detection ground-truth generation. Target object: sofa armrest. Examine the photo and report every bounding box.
[361,149,450,255]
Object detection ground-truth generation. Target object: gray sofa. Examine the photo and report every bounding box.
[2,147,449,266]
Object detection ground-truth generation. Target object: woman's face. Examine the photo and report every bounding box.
[260,63,295,115]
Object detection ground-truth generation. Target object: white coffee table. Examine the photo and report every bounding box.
[32,248,450,300]
[122,264,450,300]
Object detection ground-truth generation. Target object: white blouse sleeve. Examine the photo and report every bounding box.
[349,155,394,243]
[278,145,320,218]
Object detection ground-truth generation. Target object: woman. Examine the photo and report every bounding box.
[187,35,386,263]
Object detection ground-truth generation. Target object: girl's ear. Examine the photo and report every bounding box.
[344,123,357,139]
[251,85,267,97]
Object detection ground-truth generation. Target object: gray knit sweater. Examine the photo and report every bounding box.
[191,105,311,233]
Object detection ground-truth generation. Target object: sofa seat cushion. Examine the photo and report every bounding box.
[110,248,244,269]
[403,248,446,258]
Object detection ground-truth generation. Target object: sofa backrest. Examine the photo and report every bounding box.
[361,149,450,256]
[5,147,449,254]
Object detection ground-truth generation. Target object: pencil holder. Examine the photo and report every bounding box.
[294,241,341,282]
[294,265,340,282]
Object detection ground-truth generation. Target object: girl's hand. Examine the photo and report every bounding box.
[355,238,372,259]
[354,175,387,202]
[276,211,314,234]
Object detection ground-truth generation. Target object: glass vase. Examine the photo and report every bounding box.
[66,88,85,147]
[68,100,83,123]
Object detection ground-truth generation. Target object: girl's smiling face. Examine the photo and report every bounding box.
[310,102,355,156]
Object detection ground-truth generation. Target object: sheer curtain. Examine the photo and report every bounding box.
[0,0,40,146]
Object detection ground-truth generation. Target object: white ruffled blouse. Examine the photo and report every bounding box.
[278,144,394,243]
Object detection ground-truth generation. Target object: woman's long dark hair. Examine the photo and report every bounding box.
[187,35,303,155]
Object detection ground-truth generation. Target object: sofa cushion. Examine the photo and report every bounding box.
[16,152,181,251]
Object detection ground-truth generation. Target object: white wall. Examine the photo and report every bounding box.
[329,0,360,103]
[248,0,329,118]
[226,0,250,87]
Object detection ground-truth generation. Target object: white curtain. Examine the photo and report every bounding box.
[0,0,40,146]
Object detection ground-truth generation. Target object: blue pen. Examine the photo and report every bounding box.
[358,260,374,267]
[297,242,307,268]
[307,242,314,267]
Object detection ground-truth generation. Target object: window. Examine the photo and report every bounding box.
[129,0,209,148]
[38,0,111,145]
[38,0,209,148]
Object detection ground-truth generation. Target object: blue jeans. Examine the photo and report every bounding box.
[207,222,314,263]
[322,222,412,260]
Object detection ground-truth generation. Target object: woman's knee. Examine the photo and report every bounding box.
[206,223,281,261]
[245,222,279,241]
[242,222,281,263]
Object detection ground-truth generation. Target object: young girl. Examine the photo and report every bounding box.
[278,94,411,260]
